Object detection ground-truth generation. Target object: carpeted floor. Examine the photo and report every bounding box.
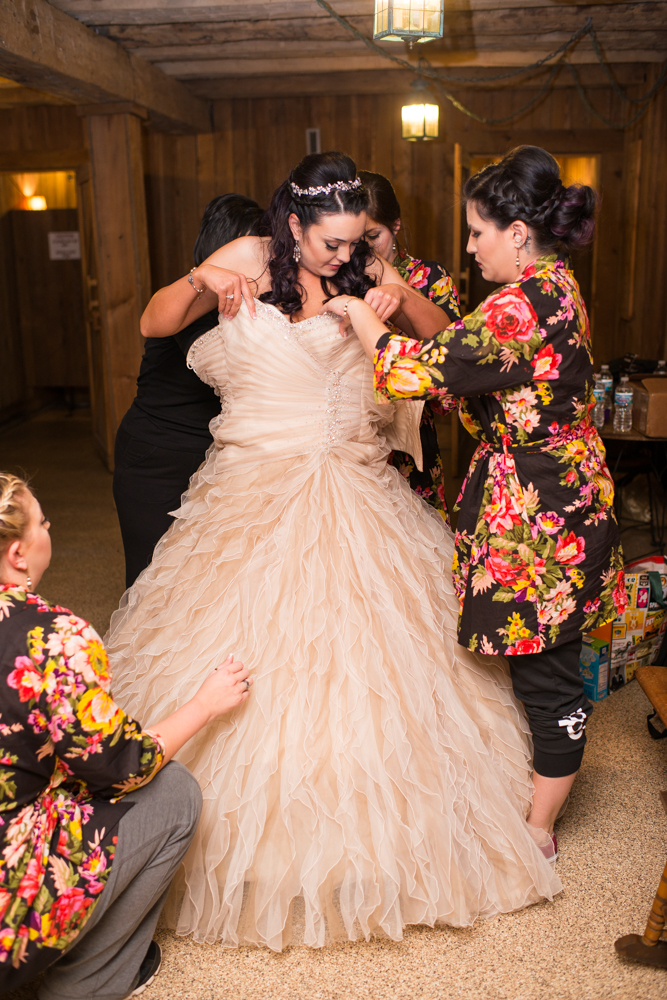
[1,410,667,1000]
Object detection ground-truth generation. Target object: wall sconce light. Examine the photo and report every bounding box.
[26,195,47,211]
[401,79,439,140]
[374,0,445,43]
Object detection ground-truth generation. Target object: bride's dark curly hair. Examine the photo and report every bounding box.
[260,151,376,317]
[464,145,598,252]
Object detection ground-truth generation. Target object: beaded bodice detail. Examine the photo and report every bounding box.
[186,298,413,472]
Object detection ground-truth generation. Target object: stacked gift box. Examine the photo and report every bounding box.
[578,559,667,702]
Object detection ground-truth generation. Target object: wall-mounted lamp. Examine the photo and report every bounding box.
[401,78,439,141]
[374,0,445,43]
[26,195,47,211]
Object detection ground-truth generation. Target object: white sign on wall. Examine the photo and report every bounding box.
[48,232,81,260]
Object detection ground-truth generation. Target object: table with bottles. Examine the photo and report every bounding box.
[594,361,667,548]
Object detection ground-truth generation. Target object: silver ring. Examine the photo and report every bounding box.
[225,294,234,299]
[242,679,250,691]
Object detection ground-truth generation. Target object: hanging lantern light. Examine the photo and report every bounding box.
[401,78,439,141]
[374,0,445,44]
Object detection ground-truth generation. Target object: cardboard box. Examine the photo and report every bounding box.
[579,636,609,701]
[632,378,667,437]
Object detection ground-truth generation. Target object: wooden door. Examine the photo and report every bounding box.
[10,208,88,388]
[76,164,112,466]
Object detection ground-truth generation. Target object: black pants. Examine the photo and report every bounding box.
[508,637,591,778]
[113,426,206,589]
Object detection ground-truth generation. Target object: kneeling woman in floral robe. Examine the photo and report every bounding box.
[0,474,251,997]
[325,145,627,860]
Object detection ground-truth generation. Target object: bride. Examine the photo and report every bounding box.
[106,151,560,952]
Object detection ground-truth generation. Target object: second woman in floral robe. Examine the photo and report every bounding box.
[389,250,460,523]
[374,254,626,655]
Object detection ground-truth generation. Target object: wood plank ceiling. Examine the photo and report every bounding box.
[39,0,667,100]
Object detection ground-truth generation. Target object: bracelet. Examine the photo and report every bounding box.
[188,267,205,295]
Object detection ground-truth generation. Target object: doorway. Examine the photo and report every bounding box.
[0,170,89,424]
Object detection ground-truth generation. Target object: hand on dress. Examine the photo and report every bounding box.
[194,654,253,722]
[190,264,257,320]
[364,284,404,323]
[321,294,396,337]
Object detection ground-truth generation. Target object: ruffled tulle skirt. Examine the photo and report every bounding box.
[106,449,561,950]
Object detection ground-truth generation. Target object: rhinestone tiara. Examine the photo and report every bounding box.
[290,178,363,198]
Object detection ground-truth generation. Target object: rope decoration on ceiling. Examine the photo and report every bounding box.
[315,0,667,129]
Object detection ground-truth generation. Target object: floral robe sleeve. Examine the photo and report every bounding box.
[389,252,462,523]
[374,255,626,655]
[0,586,164,990]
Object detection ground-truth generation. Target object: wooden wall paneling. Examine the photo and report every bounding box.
[0,106,84,156]
[0,212,25,421]
[76,162,110,463]
[173,135,200,272]
[586,150,624,362]
[85,110,152,468]
[10,208,88,387]
[195,132,217,218]
[620,136,642,322]
[230,98,255,197]
[626,72,667,359]
[211,100,236,198]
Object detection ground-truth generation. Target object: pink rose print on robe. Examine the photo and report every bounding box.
[481,288,539,343]
[531,343,562,380]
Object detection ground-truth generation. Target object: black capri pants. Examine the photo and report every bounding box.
[508,637,591,778]
[113,426,206,589]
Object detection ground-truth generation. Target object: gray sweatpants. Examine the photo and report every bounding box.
[38,761,202,1000]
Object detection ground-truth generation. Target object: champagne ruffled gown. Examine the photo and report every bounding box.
[106,300,561,951]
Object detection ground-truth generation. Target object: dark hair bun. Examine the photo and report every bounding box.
[550,183,598,249]
[463,145,598,252]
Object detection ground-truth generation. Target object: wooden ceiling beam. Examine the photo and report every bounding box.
[101,5,667,48]
[156,47,666,79]
[190,63,659,99]
[131,34,667,65]
[46,0,648,25]
[0,0,210,133]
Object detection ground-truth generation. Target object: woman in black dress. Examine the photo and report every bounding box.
[113,194,264,587]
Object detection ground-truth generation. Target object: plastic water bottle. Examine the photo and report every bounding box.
[592,383,606,429]
[653,360,667,376]
[613,376,634,433]
[597,364,614,423]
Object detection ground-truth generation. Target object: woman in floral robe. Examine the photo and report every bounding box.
[0,474,251,996]
[360,171,460,522]
[328,147,626,858]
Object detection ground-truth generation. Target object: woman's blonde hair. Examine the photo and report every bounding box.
[0,473,32,558]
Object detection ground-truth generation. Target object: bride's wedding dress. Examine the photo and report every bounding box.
[106,300,561,951]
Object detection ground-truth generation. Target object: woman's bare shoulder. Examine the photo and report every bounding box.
[206,236,271,285]
[366,254,409,287]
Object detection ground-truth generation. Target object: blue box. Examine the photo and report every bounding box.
[579,637,609,701]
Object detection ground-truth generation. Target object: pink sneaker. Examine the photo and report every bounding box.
[539,833,558,865]
[527,826,558,865]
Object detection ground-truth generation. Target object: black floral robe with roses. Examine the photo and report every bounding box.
[0,586,164,991]
[373,254,626,655]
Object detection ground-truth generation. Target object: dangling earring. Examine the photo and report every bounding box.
[515,242,521,268]
[392,241,397,254]
[26,576,32,591]
[293,241,301,263]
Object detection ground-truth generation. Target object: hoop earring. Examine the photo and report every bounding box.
[293,241,301,263]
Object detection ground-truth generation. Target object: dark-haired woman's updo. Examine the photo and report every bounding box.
[358,171,401,230]
[260,151,375,317]
[463,145,598,252]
